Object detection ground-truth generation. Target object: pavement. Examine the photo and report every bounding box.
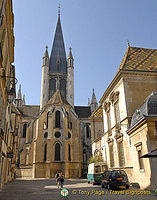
[0,178,156,200]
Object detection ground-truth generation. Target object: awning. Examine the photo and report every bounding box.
[140,149,157,158]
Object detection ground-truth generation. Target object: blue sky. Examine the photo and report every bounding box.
[13,0,157,106]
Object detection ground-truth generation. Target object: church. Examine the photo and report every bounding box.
[17,10,98,178]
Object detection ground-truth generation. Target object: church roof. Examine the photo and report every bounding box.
[130,91,157,128]
[119,46,157,72]
[74,106,91,119]
[90,104,103,118]
[47,89,70,106]
[49,15,67,73]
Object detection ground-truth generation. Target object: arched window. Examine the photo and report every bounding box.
[55,143,60,161]
[60,79,66,98]
[68,144,71,161]
[55,110,60,128]
[44,143,47,162]
[23,124,27,138]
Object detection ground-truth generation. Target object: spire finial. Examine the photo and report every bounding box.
[46,46,48,50]
[127,39,130,47]
[58,3,61,16]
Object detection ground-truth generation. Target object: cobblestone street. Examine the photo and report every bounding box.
[0,178,156,200]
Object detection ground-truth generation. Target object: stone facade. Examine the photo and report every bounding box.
[127,92,157,190]
[18,11,97,179]
[91,46,157,189]
[0,0,20,190]
[20,90,82,178]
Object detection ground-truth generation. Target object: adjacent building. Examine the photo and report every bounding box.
[127,91,157,190]
[91,45,157,189]
[0,0,19,190]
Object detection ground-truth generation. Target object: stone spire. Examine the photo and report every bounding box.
[90,88,98,113]
[17,84,22,100]
[68,47,73,60]
[22,94,25,105]
[49,10,67,73]
[16,85,23,108]
[44,46,49,58]
[88,98,90,106]
[40,46,49,109]
[67,47,74,106]
[43,46,49,66]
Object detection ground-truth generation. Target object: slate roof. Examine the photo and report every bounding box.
[49,15,67,73]
[130,91,157,128]
[20,105,40,118]
[90,105,103,118]
[74,106,91,119]
[119,46,157,72]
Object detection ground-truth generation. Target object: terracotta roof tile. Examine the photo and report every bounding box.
[119,47,157,72]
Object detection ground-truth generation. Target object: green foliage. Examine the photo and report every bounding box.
[88,154,104,164]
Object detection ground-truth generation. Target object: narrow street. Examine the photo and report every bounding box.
[0,178,156,200]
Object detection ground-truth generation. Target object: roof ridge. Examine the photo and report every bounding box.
[129,46,157,51]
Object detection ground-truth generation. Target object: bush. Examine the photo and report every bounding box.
[88,155,104,164]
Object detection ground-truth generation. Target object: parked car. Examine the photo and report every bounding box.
[101,170,129,189]
[87,162,107,185]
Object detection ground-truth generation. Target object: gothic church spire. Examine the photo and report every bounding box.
[90,88,98,113]
[49,8,67,73]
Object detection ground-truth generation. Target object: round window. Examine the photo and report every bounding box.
[68,132,71,139]
[44,132,48,138]
[55,131,61,138]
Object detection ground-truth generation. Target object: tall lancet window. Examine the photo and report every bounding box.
[44,143,47,162]
[55,110,60,128]
[49,78,56,97]
[55,143,61,161]
[23,124,27,138]
[47,112,49,128]
[68,144,71,161]
[60,79,66,98]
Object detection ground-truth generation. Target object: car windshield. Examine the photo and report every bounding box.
[111,170,127,177]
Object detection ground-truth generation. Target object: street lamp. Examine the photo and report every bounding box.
[0,74,18,103]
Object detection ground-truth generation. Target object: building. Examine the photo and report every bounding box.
[91,45,157,188]
[17,10,98,178]
[0,0,19,190]
[127,91,157,190]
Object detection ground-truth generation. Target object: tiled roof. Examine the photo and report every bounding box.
[90,105,103,118]
[119,47,157,72]
[74,106,91,119]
